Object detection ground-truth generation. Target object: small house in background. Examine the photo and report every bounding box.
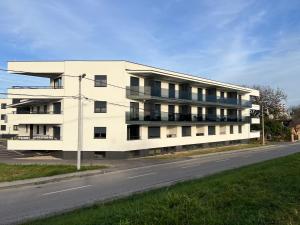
[289,119,300,142]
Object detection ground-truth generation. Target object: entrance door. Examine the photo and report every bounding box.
[53,126,61,140]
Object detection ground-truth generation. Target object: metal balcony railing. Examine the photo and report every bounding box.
[126,86,252,107]
[126,111,250,123]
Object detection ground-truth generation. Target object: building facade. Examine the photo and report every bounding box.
[0,98,18,138]
[6,61,260,158]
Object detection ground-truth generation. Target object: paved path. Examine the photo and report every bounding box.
[1,142,300,225]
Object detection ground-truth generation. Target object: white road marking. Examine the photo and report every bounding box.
[128,172,156,179]
[181,164,199,169]
[42,185,92,196]
[215,159,229,162]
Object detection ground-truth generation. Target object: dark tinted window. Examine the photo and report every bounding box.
[94,101,107,113]
[95,75,107,87]
[94,127,106,139]
[208,126,215,135]
[1,104,6,109]
[182,126,191,137]
[0,125,6,131]
[148,126,160,139]
[238,125,242,133]
[0,114,5,120]
[230,125,234,134]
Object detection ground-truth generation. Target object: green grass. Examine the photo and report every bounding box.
[0,164,107,182]
[25,152,300,225]
[147,143,264,160]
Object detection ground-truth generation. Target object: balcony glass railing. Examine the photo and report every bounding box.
[13,135,62,140]
[13,111,63,114]
[11,86,63,89]
[126,111,250,123]
[126,86,252,107]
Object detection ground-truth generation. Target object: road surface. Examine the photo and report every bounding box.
[1,142,300,224]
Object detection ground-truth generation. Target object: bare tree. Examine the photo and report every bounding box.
[251,85,288,120]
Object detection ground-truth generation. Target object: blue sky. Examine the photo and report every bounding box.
[0,0,300,105]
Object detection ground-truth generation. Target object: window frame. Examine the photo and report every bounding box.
[94,127,107,139]
[238,125,242,134]
[182,126,192,137]
[208,125,216,135]
[0,114,6,120]
[1,125,6,131]
[1,103,7,109]
[94,101,107,113]
[148,126,160,139]
[230,125,234,134]
[94,75,107,87]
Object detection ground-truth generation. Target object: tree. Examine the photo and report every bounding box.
[250,85,288,120]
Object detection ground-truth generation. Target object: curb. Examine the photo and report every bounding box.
[0,168,111,190]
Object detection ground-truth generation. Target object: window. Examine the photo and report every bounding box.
[182,126,191,137]
[230,125,234,134]
[1,103,6,109]
[43,125,47,135]
[238,125,242,134]
[36,125,40,134]
[148,126,160,139]
[26,125,28,133]
[198,88,203,101]
[220,125,226,135]
[94,127,107,139]
[94,101,107,113]
[166,126,177,138]
[220,91,225,98]
[196,125,205,136]
[169,83,175,98]
[208,126,215,135]
[94,75,107,87]
[0,114,5,120]
[1,125,6,131]
[13,125,18,131]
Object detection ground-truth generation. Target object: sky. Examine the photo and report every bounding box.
[0,0,299,105]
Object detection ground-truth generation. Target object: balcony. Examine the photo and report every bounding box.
[13,135,61,140]
[8,86,64,99]
[126,111,250,125]
[8,111,63,124]
[8,138,63,150]
[126,86,251,108]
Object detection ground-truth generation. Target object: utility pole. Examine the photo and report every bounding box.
[261,103,265,145]
[77,74,86,170]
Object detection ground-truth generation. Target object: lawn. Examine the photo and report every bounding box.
[147,142,264,160]
[25,152,300,225]
[0,164,107,182]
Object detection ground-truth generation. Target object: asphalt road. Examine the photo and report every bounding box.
[1,142,300,225]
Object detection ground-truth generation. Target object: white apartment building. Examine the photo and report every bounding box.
[0,98,18,138]
[6,61,260,158]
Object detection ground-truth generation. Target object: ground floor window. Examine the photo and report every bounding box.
[182,126,191,137]
[238,125,242,133]
[208,126,215,135]
[196,125,205,136]
[1,125,6,131]
[166,126,177,138]
[13,125,18,131]
[148,126,160,139]
[127,125,140,140]
[220,125,226,135]
[230,125,234,134]
[94,127,107,139]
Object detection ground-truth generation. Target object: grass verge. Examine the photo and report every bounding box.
[25,152,300,225]
[0,164,108,182]
[147,142,264,160]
